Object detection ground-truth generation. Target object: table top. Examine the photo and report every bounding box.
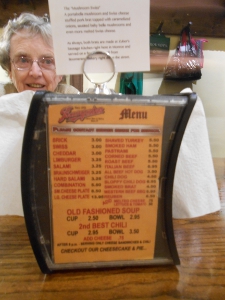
[1,159,225,300]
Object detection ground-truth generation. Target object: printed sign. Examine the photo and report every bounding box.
[48,103,165,264]
[48,0,150,74]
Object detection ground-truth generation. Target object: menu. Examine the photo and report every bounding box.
[48,103,165,264]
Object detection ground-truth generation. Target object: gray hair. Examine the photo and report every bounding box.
[0,13,52,72]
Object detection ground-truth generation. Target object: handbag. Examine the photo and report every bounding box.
[164,22,206,81]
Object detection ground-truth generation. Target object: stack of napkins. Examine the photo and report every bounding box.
[172,88,220,218]
[0,91,34,216]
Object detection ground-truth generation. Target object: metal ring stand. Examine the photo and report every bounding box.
[83,51,117,95]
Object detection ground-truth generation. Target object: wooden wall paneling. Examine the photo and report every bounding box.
[70,74,83,93]
[1,1,225,37]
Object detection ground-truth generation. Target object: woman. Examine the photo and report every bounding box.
[0,13,79,95]
[0,13,80,216]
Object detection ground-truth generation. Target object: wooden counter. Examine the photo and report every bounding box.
[0,158,225,299]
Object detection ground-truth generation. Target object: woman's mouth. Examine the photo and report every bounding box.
[27,83,45,88]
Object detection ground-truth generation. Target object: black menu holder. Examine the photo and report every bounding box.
[21,91,196,273]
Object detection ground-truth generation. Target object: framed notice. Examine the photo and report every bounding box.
[48,0,150,74]
[21,92,196,273]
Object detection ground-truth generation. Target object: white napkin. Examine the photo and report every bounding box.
[0,89,221,218]
[0,91,34,215]
[172,89,221,218]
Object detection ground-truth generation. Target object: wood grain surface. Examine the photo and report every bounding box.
[0,158,225,299]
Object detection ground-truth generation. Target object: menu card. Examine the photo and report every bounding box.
[48,102,164,264]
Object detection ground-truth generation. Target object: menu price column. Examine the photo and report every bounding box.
[91,137,103,199]
[147,137,160,206]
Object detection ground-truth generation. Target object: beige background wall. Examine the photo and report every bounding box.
[1,29,224,158]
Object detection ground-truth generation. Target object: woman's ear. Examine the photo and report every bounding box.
[60,75,66,83]
[8,69,12,80]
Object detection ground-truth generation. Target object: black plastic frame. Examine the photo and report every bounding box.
[21,91,196,273]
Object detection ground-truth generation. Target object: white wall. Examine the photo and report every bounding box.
[141,49,225,158]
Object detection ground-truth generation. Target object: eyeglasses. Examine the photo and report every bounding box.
[11,56,56,71]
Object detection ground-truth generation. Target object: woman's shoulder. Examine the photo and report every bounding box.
[0,82,17,96]
[55,84,80,94]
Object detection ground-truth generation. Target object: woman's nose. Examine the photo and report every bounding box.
[29,61,42,77]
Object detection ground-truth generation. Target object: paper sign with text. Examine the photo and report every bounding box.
[48,0,150,75]
[48,103,164,264]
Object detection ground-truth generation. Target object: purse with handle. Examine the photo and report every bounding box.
[164,22,207,81]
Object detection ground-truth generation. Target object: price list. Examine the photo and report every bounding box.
[48,103,165,264]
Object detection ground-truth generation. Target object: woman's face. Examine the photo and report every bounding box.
[9,30,62,92]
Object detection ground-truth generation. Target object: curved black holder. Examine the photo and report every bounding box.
[21,91,197,273]
[164,92,197,264]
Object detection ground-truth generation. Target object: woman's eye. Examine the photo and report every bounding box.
[20,56,29,63]
[43,58,54,65]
